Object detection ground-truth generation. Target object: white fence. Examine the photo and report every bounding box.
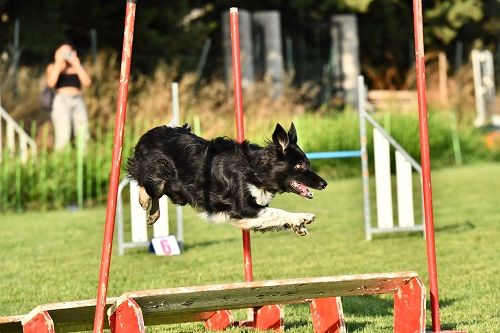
[0,105,36,163]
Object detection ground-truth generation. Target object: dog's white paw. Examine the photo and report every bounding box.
[291,224,308,236]
[294,212,315,225]
[286,213,315,236]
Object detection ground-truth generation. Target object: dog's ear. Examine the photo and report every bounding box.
[288,123,297,145]
[272,123,289,152]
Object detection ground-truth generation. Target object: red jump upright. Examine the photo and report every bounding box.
[93,1,137,332]
[412,0,466,332]
[228,8,284,329]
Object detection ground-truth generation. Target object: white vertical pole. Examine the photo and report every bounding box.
[171,82,184,249]
[117,189,125,256]
[396,151,415,227]
[357,76,372,240]
[472,50,486,127]
[153,197,169,237]
[373,128,393,228]
[129,180,148,243]
[171,82,180,125]
[7,120,15,154]
[19,134,27,164]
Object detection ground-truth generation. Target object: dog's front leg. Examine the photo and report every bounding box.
[231,208,315,236]
[139,186,151,210]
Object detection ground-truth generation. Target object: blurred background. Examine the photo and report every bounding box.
[0,0,498,211]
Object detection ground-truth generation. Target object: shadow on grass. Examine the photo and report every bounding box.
[283,296,393,332]
[370,220,476,241]
[435,220,476,233]
[183,236,240,251]
[371,231,423,241]
[343,295,393,317]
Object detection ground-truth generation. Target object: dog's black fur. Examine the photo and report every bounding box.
[127,123,327,235]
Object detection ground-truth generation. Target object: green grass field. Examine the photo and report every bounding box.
[1,163,499,332]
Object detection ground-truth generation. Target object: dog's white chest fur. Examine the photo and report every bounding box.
[247,184,275,206]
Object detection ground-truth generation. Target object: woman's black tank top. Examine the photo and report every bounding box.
[55,73,81,89]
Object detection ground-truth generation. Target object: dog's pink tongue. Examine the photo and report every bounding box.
[297,183,313,199]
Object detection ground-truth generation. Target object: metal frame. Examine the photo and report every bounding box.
[357,75,425,240]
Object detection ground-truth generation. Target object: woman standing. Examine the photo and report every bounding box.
[46,43,92,151]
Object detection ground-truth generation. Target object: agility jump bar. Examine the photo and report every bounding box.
[306,150,362,160]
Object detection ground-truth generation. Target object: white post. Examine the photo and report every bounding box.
[153,197,169,237]
[171,82,180,125]
[171,82,184,248]
[395,151,415,227]
[129,180,148,243]
[472,50,486,126]
[373,128,393,228]
[6,120,15,154]
[19,134,28,163]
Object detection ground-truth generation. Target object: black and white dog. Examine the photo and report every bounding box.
[127,123,327,236]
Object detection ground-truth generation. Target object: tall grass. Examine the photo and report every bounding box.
[0,111,494,212]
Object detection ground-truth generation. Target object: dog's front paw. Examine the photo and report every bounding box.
[291,224,308,236]
[147,210,160,225]
[288,213,315,236]
[298,213,316,225]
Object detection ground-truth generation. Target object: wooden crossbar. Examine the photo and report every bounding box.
[108,271,424,332]
[114,272,415,317]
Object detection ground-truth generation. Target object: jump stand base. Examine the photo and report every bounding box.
[22,311,55,333]
[205,310,233,330]
[310,297,346,333]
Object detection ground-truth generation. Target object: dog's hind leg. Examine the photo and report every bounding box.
[147,199,160,225]
[139,186,151,210]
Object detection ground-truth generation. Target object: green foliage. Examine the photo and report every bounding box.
[425,0,483,45]
[292,111,493,178]
[1,164,499,332]
[1,112,495,212]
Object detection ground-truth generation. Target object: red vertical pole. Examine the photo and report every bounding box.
[93,1,137,332]
[412,0,441,331]
[229,7,253,283]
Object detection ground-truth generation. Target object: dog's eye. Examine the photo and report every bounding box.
[295,163,305,170]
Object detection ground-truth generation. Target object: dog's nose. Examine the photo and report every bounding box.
[319,181,327,189]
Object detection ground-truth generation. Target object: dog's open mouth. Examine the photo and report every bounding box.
[290,181,313,199]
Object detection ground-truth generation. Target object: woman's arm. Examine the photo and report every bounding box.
[45,63,63,88]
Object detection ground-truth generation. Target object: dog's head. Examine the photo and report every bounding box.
[268,123,327,199]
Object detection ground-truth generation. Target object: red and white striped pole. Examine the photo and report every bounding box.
[229,7,253,284]
[93,1,137,332]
